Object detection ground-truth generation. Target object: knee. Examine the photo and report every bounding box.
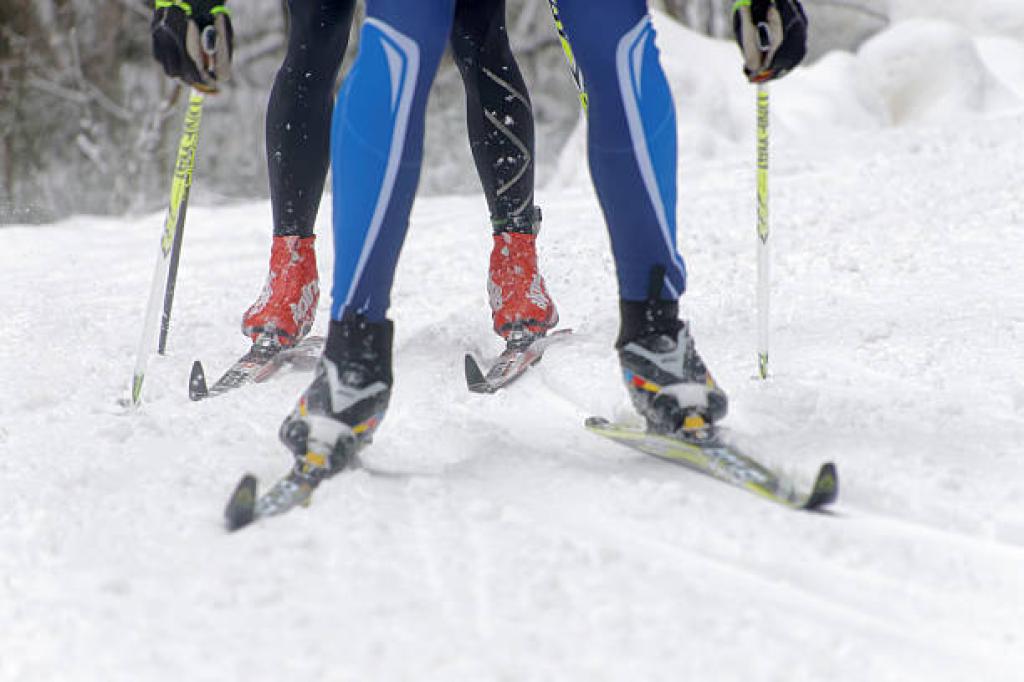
[362,13,450,79]
[450,0,509,56]
[285,0,354,57]
[340,14,449,116]
[576,17,671,106]
[559,6,652,82]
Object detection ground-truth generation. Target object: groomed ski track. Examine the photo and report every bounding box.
[3,15,1024,682]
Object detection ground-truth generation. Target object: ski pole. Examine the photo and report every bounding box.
[547,0,588,114]
[130,88,205,406]
[157,110,193,360]
[755,82,770,379]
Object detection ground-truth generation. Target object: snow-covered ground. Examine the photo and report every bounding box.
[2,11,1024,682]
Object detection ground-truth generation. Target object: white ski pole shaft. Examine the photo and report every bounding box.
[130,89,205,406]
[756,82,770,379]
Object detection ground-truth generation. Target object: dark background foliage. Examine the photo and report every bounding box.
[0,0,887,225]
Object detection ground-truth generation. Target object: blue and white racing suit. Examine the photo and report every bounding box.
[330,0,686,321]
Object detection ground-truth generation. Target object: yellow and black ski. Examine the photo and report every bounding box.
[585,417,837,511]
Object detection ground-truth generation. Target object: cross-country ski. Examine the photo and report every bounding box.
[464,328,572,393]
[585,417,837,511]
[188,334,323,400]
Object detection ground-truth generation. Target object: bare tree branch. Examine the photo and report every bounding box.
[811,0,888,24]
[113,0,150,21]
[234,33,286,69]
[25,75,88,104]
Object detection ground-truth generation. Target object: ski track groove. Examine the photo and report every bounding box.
[433,362,1024,674]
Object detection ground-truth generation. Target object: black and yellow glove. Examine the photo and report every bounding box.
[151,0,233,93]
[732,0,807,82]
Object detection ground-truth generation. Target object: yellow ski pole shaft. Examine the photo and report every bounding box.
[756,83,770,379]
[547,0,588,114]
[130,89,205,406]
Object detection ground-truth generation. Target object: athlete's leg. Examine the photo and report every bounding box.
[549,0,686,301]
[243,0,356,346]
[267,0,356,237]
[450,0,557,338]
[329,0,457,321]
[449,0,534,224]
[278,0,458,477]
[555,0,727,429]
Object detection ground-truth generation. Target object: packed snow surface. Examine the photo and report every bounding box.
[2,13,1024,682]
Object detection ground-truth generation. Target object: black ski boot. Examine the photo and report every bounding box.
[279,315,393,479]
[616,298,728,435]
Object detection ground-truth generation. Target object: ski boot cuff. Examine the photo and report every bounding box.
[325,316,395,386]
[615,298,684,349]
[241,235,319,346]
[492,206,542,236]
[272,233,315,252]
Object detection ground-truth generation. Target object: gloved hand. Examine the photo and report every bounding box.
[732,0,807,82]
[151,0,233,93]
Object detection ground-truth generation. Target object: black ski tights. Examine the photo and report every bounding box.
[266,0,536,237]
[451,0,536,225]
[266,0,355,238]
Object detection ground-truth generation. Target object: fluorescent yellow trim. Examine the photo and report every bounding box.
[160,92,203,256]
[305,451,327,468]
[682,414,706,431]
[756,87,770,242]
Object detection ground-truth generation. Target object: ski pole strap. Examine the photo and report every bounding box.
[154,0,230,17]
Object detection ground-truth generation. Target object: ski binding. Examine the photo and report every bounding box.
[464,328,571,393]
[190,334,323,401]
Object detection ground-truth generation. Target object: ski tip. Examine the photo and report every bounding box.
[803,462,839,510]
[464,353,492,394]
[224,474,258,531]
[189,360,209,401]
